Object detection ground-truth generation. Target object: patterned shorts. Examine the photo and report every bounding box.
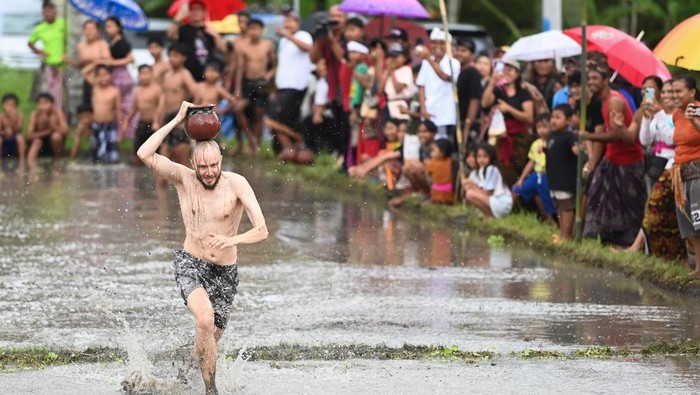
[173,249,239,329]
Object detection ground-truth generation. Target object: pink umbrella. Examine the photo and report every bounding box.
[338,0,430,19]
[564,25,671,87]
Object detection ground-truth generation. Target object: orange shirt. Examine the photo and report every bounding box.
[673,102,700,165]
[427,157,454,204]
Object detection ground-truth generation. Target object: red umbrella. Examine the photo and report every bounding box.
[168,0,247,22]
[365,17,429,47]
[564,25,671,87]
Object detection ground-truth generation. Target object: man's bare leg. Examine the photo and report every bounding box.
[186,287,219,395]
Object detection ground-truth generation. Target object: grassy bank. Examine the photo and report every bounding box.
[2,340,699,370]
[245,152,700,295]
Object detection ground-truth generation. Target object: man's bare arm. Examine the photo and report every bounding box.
[208,175,268,249]
[137,101,194,183]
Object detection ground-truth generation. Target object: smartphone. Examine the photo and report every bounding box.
[690,104,700,117]
[644,87,655,104]
[494,61,505,74]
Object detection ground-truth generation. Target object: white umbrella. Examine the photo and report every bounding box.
[503,30,581,61]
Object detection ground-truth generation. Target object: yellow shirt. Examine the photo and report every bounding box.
[528,138,547,174]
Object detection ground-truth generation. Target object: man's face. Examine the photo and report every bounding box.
[283,16,298,33]
[343,25,363,42]
[587,70,605,96]
[248,23,263,40]
[169,51,186,67]
[328,6,346,28]
[148,43,163,59]
[454,45,472,64]
[238,16,249,33]
[430,40,446,58]
[42,5,57,23]
[83,22,100,42]
[193,150,223,190]
[190,4,206,24]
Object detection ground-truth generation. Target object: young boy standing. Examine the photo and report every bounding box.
[87,64,122,163]
[124,64,164,163]
[162,43,198,166]
[148,37,169,86]
[194,61,238,110]
[546,104,580,240]
[0,93,26,162]
[27,93,68,162]
[513,113,557,224]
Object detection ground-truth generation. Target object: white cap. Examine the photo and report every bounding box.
[429,27,448,42]
[347,41,369,54]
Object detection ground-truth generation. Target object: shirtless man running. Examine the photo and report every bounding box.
[234,18,275,154]
[137,101,267,395]
[162,43,198,166]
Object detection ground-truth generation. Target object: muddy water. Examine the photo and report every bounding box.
[0,162,699,393]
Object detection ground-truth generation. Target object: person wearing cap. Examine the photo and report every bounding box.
[167,0,227,81]
[380,42,416,121]
[415,28,461,145]
[267,11,314,152]
[481,58,534,187]
[454,37,482,141]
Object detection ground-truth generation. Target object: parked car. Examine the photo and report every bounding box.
[0,1,44,69]
[422,22,495,57]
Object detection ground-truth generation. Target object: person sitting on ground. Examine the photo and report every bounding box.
[426,138,455,205]
[69,103,93,160]
[124,64,164,165]
[27,93,68,162]
[462,143,513,218]
[389,119,438,206]
[84,64,122,163]
[512,112,557,225]
[348,118,403,187]
[0,93,26,163]
[545,105,580,241]
[464,143,479,183]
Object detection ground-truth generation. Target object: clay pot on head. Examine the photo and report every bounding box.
[295,148,315,165]
[184,105,220,141]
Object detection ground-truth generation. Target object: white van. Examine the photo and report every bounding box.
[0,1,44,69]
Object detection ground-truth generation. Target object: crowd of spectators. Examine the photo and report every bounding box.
[2,1,699,275]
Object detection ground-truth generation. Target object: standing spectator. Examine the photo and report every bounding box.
[384,28,409,49]
[268,11,313,152]
[147,37,169,86]
[168,0,227,81]
[380,43,416,121]
[104,17,136,139]
[65,20,110,108]
[341,41,369,165]
[302,58,334,153]
[481,58,534,186]
[670,75,700,276]
[582,65,646,247]
[27,1,66,111]
[526,58,561,113]
[416,28,460,145]
[454,38,482,142]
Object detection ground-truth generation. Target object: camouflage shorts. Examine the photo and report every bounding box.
[173,249,239,329]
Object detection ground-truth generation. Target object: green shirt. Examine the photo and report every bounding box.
[350,63,368,109]
[28,18,66,66]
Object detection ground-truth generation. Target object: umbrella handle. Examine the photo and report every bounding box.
[609,30,644,84]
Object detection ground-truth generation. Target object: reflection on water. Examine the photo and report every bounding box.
[0,162,699,354]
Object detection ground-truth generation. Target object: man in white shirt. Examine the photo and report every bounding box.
[415,28,461,146]
[267,11,313,151]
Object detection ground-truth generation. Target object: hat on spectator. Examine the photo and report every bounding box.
[429,27,448,42]
[347,41,369,54]
[503,58,521,72]
[386,28,408,41]
[387,42,406,57]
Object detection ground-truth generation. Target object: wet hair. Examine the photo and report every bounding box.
[248,18,264,28]
[83,20,99,29]
[567,71,581,87]
[36,92,55,103]
[169,43,189,57]
[137,64,152,72]
[552,104,574,119]
[421,119,438,134]
[535,112,551,125]
[433,138,453,157]
[476,142,498,167]
[205,60,223,73]
[148,36,165,47]
[643,75,663,91]
[191,140,222,163]
[94,64,111,75]
[346,17,365,29]
[2,93,19,105]
[105,16,124,35]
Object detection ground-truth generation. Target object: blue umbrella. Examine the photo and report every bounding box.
[69,0,149,31]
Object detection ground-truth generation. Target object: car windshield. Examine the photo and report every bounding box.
[1,14,42,35]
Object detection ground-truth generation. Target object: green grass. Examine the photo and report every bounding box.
[0,347,124,371]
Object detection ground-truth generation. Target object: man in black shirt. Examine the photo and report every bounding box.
[167,0,227,81]
[454,38,481,143]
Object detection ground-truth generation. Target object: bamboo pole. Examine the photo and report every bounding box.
[573,4,588,242]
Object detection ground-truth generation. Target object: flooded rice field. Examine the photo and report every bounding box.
[0,161,698,394]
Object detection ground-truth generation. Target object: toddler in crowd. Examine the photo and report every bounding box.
[0,93,26,162]
[462,143,513,218]
[426,138,454,204]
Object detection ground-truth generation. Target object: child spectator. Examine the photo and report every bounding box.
[463,143,513,218]
[124,64,164,164]
[545,104,580,240]
[147,36,169,86]
[462,143,479,184]
[344,41,369,165]
[27,93,68,162]
[426,138,454,204]
[389,120,438,206]
[0,93,26,162]
[512,113,557,224]
[85,64,122,163]
[348,119,403,187]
